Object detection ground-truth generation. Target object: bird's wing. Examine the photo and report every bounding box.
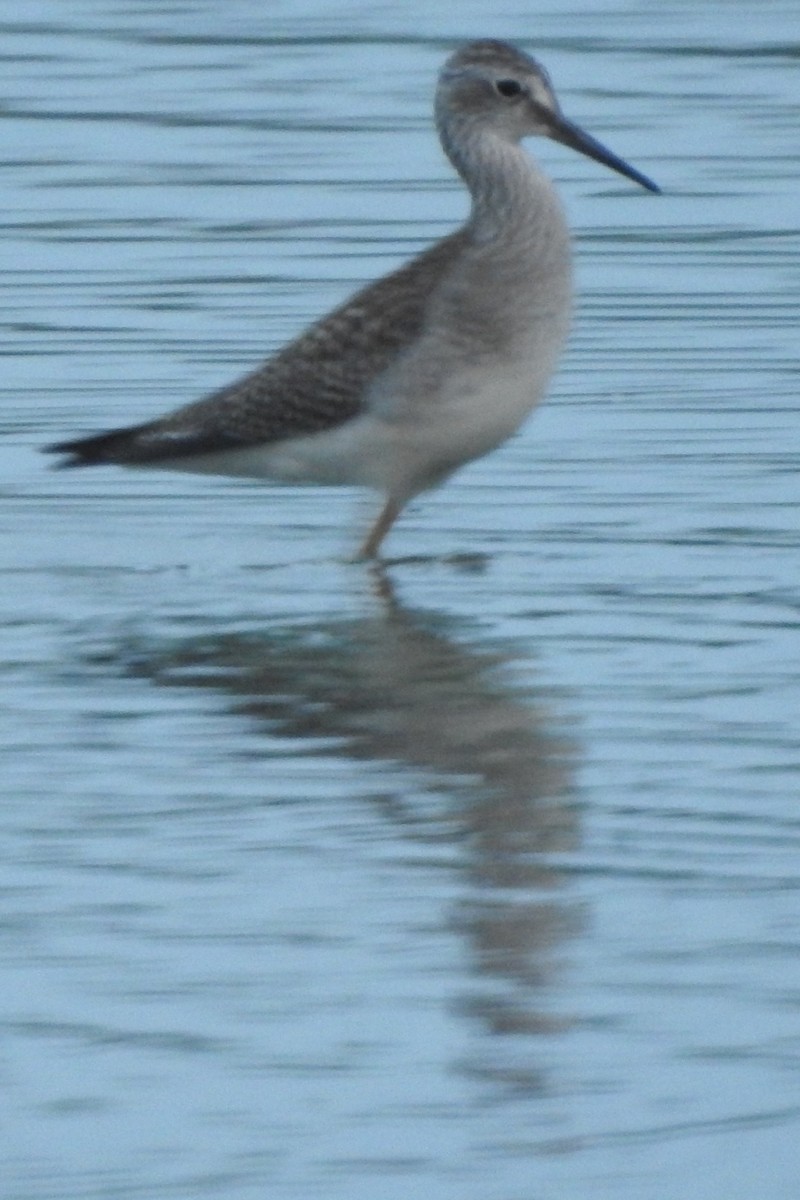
[48,231,468,467]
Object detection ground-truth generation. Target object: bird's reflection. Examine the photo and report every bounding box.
[124,569,581,1077]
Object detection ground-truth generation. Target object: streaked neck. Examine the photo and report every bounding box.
[436,110,555,245]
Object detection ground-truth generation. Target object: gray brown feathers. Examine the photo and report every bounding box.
[47,231,468,467]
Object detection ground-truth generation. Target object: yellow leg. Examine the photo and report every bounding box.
[356,496,402,560]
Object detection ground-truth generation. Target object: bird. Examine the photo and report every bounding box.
[45,39,659,560]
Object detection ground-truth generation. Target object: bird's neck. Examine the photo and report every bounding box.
[437,114,561,249]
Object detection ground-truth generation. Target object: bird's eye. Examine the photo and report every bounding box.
[495,79,523,99]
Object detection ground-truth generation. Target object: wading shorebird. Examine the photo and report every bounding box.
[46,39,659,559]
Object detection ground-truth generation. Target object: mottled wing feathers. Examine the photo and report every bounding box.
[48,231,467,467]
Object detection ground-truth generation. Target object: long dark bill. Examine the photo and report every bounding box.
[549,112,660,193]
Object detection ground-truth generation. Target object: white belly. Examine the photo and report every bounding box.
[151,328,565,499]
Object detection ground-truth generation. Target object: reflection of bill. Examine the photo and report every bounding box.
[127,572,580,1061]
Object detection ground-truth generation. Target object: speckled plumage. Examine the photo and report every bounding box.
[59,231,469,466]
[46,39,658,558]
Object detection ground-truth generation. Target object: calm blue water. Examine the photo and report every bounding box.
[2,2,800,1198]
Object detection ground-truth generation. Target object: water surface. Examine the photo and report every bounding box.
[2,2,800,1198]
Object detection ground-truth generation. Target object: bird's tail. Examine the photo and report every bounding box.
[44,423,155,468]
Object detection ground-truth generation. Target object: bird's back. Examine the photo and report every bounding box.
[51,231,469,468]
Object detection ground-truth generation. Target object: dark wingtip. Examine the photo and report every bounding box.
[42,424,151,468]
[44,450,85,470]
[42,440,86,469]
